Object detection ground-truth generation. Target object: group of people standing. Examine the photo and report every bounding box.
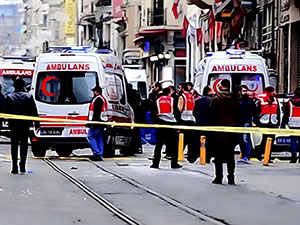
[147,78,300,185]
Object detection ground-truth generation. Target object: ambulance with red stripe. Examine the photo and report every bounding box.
[0,56,35,133]
[0,56,35,95]
[30,47,135,157]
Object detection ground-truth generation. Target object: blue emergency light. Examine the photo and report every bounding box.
[48,46,94,53]
[226,49,246,58]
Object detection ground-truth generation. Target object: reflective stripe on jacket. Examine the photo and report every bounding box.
[156,95,176,123]
[181,92,196,122]
[88,94,108,121]
[257,93,278,125]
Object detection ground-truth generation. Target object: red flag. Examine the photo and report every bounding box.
[209,11,215,40]
[196,28,203,46]
[181,16,189,37]
[216,21,222,40]
[172,0,180,19]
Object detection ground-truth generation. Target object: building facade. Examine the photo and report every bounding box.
[277,0,300,93]
[22,0,77,56]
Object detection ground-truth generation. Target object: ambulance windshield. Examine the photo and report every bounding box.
[35,71,97,104]
[0,76,32,95]
[208,73,265,94]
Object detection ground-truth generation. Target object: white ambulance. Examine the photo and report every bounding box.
[0,56,35,95]
[194,49,272,150]
[30,47,135,157]
[194,49,270,95]
[0,57,35,134]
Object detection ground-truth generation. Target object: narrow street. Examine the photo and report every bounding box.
[1,143,300,225]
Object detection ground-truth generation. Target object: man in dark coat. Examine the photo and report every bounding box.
[0,85,6,132]
[6,79,38,174]
[193,86,215,163]
[208,79,240,185]
[237,85,256,163]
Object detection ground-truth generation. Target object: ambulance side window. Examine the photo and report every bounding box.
[105,73,126,105]
[72,72,97,103]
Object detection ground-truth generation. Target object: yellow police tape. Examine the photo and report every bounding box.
[0,112,300,136]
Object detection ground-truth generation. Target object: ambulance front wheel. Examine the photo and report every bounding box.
[31,143,47,157]
[55,147,73,157]
[103,135,115,158]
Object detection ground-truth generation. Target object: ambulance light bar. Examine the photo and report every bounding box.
[48,46,94,53]
[226,49,246,58]
[206,52,214,57]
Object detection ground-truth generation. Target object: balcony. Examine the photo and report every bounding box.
[147,8,167,26]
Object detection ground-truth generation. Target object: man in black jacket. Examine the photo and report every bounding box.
[6,79,38,174]
[237,85,256,163]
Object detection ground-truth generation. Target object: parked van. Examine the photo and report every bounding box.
[30,46,136,157]
[0,56,35,134]
[123,65,148,99]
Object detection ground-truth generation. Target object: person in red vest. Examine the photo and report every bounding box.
[150,87,182,169]
[281,87,300,163]
[255,86,280,162]
[177,83,197,163]
[86,85,108,161]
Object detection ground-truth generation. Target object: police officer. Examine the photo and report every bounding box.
[281,87,300,163]
[177,83,196,163]
[150,87,182,169]
[255,86,280,162]
[6,79,38,174]
[87,85,108,161]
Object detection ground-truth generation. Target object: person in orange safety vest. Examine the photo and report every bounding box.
[255,86,280,162]
[86,85,108,161]
[150,87,182,169]
[281,87,300,163]
[177,83,197,163]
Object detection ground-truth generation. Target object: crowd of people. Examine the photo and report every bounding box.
[3,77,300,183]
[143,79,300,185]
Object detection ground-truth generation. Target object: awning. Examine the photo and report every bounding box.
[133,36,145,44]
[187,0,214,9]
[136,29,168,38]
[78,14,95,26]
